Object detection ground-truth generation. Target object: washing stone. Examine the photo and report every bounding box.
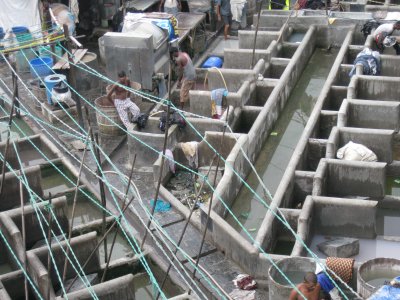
[317,237,359,258]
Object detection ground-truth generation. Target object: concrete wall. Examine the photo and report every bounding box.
[338,99,400,131]
[313,158,386,199]
[0,165,43,211]
[311,196,377,238]
[326,127,394,163]
[348,75,400,101]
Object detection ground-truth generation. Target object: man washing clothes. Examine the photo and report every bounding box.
[373,21,400,54]
[107,71,140,131]
[289,272,321,300]
[170,47,196,110]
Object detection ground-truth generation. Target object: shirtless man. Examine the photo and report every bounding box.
[289,272,321,300]
[107,71,140,131]
[170,48,196,109]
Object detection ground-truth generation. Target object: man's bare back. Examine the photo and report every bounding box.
[107,75,130,105]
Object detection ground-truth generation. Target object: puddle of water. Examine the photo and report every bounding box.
[0,118,34,142]
[274,270,305,286]
[0,262,12,275]
[365,269,400,289]
[287,32,305,43]
[272,240,295,255]
[226,48,339,239]
[385,176,400,196]
[309,235,400,261]
[376,208,400,237]
[98,229,133,262]
[41,165,74,197]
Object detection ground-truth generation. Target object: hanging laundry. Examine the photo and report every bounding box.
[211,88,228,119]
[165,149,176,174]
[231,0,246,23]
[349,48,381,77]
[180,141,199,169]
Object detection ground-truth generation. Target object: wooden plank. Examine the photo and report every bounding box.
[52,49,88,70]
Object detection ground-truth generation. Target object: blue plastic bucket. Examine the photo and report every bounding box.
[202,56,224,68]
[12,26,31,44]
[29,57,53,79]
[44,74,67,105]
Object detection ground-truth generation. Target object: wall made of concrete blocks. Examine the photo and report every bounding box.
[231,106,263,134]
[319,110,338,139]
[313,158,386,199]
[238,30,280,49]
[0,165,43,212]
[250,79,278,106]
[27,232,100,297]
[59,274,136,300]
[265,58,290,79]
[324,85,348,111]
[380,55,400,76]
[348,75,400,101]
[326,126,394,163]
[306,138,327,171]
[223,48,270,69]
[311,196,378,238]
[0,197,68,264]
[247,26,317,162]
[211,134,249,215]
[292,196,314,257]
[189,80,253,117]
[339,99,400,131]
[128,118,180,163]
[293,171,315,205]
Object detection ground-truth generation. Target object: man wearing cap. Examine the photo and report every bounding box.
[373,21,400,54]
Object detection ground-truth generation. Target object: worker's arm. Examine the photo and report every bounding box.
[106,84,116,105]
[216,0,221,21]
[159,0,165,11]
[289,288,298,300]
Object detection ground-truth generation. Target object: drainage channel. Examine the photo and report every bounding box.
[226,48,339,239]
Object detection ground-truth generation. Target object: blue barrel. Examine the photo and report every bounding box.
[44,74,67,105]
[202,56,224,68]
[29,57,53,79]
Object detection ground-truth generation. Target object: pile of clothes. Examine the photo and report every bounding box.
[348,48,381,77]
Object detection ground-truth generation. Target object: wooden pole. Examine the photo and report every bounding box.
[61,130,91,285]
[46,195,53,300]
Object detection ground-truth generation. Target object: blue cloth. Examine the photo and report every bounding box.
[369,285,400,300]
[150,199,171,212]
[317,273,334,294]
[215,0,232,16]
[211,88,227,106]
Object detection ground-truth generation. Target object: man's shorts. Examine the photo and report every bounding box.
[222,14,232,25]
[180,79,196,103]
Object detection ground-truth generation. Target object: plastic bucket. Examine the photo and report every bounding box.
[12,26,31,44]
[44,74,67,105]
[29,57,53,79]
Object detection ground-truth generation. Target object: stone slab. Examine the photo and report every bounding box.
[317,237,359,258]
